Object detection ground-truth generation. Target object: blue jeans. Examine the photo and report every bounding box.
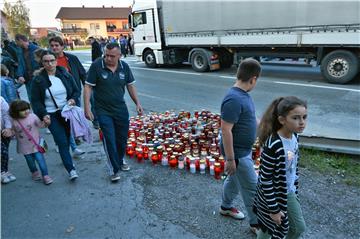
[48,111,75,173]
[24,152,49,176]
[98,114,129,174]
[69,135,77,151]
[25,82,32,103]
[222,153,258,226]
[90,93,98,124]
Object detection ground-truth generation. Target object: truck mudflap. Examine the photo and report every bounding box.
[189,48,220,72]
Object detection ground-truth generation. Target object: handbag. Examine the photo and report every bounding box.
[17,120,47,153]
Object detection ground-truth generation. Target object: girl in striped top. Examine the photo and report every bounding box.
[253,96,307,239]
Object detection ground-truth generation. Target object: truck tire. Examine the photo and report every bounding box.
[321,50,359,84]
[219,51,233,68]
[191,51,209,72]
[144,50,157,68]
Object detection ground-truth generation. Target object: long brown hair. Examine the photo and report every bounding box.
[258,96,307,145]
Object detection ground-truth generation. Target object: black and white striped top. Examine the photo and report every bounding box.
[253,133,299,239]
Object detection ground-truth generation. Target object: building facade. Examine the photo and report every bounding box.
[56,6,131,44]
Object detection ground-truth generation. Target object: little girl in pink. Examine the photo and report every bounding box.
[9,100,53,185]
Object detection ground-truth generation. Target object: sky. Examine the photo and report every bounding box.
[1,0,133,28]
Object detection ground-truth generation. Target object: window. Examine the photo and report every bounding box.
[133,12,147,27]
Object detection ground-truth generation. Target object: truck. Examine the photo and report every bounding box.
[129,0,360,84]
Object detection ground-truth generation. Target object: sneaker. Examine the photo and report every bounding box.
[69,170,79,180]
[110,173,121,182]
[46,128,51,134]
[219,207,245,220]
[6,172,16,182]
[32,171,42,181]
[43,175,53,185]
[120,163,130,171]
[73,148,85,157]
[1,172,11,184]
[55,147,59,153]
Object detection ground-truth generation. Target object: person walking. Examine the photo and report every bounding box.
[14,34,39,102]
[1,96,16,184]
[254,96,307,239]
[219,58,261,234]
[9,100,53,185]
[89,37,102,62]
[30,51,80,181]
[49,36,86,155]
[83,43,143,182]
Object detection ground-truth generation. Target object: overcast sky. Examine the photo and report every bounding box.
[1,0,133,28]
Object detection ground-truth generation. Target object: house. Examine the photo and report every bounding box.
[30,27,62,41]
[55,5,131,43]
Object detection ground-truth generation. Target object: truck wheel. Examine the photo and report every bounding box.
[144,50,157,68]
[321,50,359,84]
[191,51,209,72]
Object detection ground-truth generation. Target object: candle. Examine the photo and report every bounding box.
[178,158,184,169]
[161,152,168,166]
[199,159,206,174]
[169,155,178,168]
[151,152,159,165]
[214,162,221,180]
[190,157,196,174]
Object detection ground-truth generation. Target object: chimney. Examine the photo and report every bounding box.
[111,6,113,8]
[102,5,105,8]
[82,5,85,8]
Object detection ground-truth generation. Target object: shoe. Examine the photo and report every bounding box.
[120,163,130,171]
[69,170,79,180]
[73,148,85,157]
[1,172,11,184]
[219,207,245,220]
[43,175,53,185]
[55,147,59,153]
[32,171,42,181]
[46,128,51,134]
[110,173,120,182]
[6,172,16,182]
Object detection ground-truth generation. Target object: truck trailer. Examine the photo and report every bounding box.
[129,0,360,84]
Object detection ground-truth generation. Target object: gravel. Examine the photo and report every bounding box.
[133,161,360,239]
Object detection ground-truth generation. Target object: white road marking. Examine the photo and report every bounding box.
[131,67,202,76]
[274,81,360,92]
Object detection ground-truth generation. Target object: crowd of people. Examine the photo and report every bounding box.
[1,33,308,239]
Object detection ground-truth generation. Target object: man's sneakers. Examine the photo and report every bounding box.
[110,173,121,182]
[69,170,79,180]
[250,226,260,235]
[73,148,85,158]
[219,206,245,220]
[120,163,130,171]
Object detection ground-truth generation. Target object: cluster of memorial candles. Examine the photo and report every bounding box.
[122,110,261,180]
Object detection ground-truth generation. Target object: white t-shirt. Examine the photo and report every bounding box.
[279,134,299,193]
[45,75,67,113]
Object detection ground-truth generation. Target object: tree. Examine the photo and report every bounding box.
[3,0,31,38]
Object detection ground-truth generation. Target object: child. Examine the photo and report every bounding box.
[1,96,16,184]
[253,96,307,239]
[9,100,53,185]
[1,64,18,103]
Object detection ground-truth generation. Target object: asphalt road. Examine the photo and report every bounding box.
[76,50,360,141]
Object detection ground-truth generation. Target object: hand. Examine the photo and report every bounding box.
[1,128,13,137]
[67,99,76,106]
[84,107,94,121]
[136,104,143,115]
[270,211,285,225]
[225,159,236,175]
[43,115,51,126]
[17,77,25,84]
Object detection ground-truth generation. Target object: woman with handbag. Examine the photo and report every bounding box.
[30,51,80,181]
[9,100,53,185]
